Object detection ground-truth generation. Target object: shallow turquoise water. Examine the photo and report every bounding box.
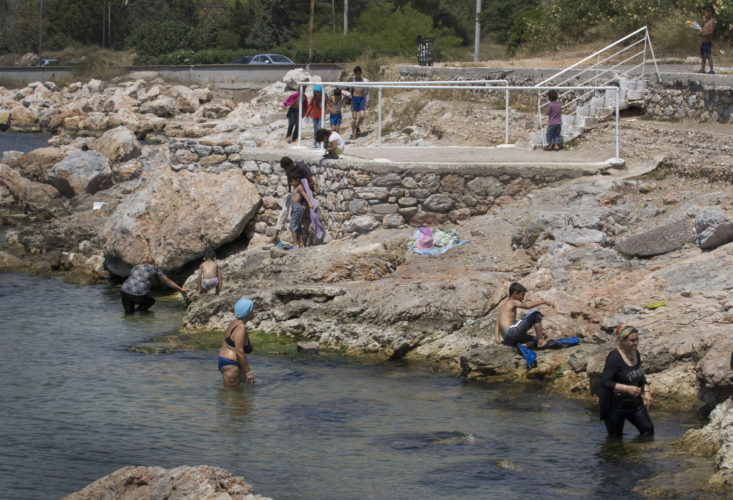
[0,273,709,499]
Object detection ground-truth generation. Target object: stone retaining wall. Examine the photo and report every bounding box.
[168,141,600,239]
[643,79,733,122]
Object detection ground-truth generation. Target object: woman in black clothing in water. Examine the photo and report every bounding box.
[599,325,654,437]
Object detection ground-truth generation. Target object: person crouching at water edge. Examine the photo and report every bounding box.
[120,256,187,314]
[599,325,654,437]
[218,298,255,386]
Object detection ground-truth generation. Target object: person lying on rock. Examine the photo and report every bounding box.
[197,248,222,295]
[494,282,554,348]
[120,256,187,314]
[267,156,318,245]
[218,297,255,386]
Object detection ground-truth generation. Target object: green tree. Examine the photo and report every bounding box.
[480,0,539,44]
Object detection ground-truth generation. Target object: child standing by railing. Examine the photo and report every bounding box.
[544,90,563,151]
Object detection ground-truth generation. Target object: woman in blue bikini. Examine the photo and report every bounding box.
[218,298,255,386]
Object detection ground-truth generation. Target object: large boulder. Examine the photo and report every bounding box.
[140,96,175,117]
[283,68,318,90]
[692,207,733,250]
[616,218,691,257]
[48,150,113,197]
[91,126,141,163]
[103,168,261,276]
[15,146,67,182]
[62,465,271,500]
[9,105,38,130]
[169,85,200,113]
[0,163,60,209]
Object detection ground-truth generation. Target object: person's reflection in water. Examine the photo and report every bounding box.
[216,385,255,431]
[592,435,655,496]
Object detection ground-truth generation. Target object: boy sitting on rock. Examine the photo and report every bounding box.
[494,282,554,348]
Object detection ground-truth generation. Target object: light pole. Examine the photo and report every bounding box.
[309,0,314,61]
[344,0,348,35]
[474,0,481,62]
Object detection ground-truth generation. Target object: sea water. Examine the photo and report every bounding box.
[0,273,712,499]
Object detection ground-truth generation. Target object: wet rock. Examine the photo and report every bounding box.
[692,207,733,249]
[676,398,733,487]
[62,465,271,500]
[616,218,691,257]
[297,341,320,352]
[48,150,113,197]
[0,250,24,272]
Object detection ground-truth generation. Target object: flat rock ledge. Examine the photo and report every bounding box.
[62,465,272,500]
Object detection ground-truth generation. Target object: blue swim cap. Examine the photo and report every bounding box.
[313,85,323,94]
[234,298,253,319]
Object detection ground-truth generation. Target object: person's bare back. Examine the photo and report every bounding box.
[199,260,218,279]
[493,282,554,346]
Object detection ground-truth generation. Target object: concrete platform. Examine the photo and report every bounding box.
[290,143,622,167]
[283,144,625,180]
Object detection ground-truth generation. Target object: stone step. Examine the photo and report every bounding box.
[619,78,645,91]
[563,114,596,128]
[576,104,615,117]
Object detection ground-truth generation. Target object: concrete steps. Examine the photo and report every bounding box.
[526,77,646,149]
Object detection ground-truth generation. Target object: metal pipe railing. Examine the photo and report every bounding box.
[535,26,655,88]
[297,81,623,159]
[296,80,509,156]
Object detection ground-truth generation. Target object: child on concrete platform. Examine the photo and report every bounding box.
[197,248,222,295]
[283,91,305,143]
[288,175,314,248]
[315,128,345,159]
[544,90,563,151]
[697,5,716,74]
[306,86,327,147]
[327,88,345,133]
[494,282,554,348]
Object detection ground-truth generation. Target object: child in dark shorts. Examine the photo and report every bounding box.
[697,5,715,74]
[288,176,314,248]
[494,282,554,348]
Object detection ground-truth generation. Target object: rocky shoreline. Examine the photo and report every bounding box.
[1,69,732,495]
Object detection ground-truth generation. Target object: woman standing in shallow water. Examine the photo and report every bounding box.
[218,298,255,386]
[600,325,654,437]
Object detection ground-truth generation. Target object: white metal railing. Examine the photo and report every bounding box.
[534,26,660,144]
[297,81,623,159]
[295,79,509,150]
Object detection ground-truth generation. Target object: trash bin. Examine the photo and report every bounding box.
[417,36,434,67]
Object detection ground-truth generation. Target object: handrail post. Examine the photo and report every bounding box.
[504,87,509,144]
[615,87,620,159]
[378,87,383,159]
[642,30,648,78]
[537,91,543,148]
[645,29,661,83]
[320,86,326,148]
